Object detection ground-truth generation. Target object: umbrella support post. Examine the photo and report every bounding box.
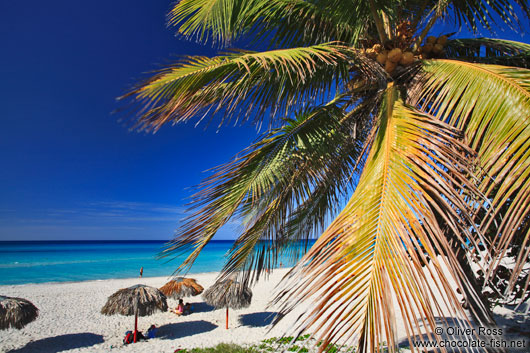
[134,312,138,342]
[134,299,139,343]
[226,307,229,329]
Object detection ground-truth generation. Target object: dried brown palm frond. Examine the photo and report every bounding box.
[203,278,252,310]
[0,295,39,330]
[101,284,168,317]
[160,277,204,299]
[272,86,490,352]
[409,60,530,296]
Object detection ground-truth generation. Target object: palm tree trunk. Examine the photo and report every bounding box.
[134,298,139,343]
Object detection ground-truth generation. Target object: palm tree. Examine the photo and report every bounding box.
[123,1,530,351]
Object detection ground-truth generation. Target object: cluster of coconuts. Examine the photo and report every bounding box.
[419,35,448,58]
[363,32,449,74]
[365,45,415,74]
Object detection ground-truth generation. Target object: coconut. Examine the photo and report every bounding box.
[376,51,388,65]
[372,44,382,53]
[387,48,403,63]
[426,36,437,44]
[436,35,448,46]
[399,51,415,66]
[422,43,433,53]
[432,43,444,54]
[385,60,397,73]
[366,48,377,59]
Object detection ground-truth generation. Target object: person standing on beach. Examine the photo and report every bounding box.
[139,267,143,278]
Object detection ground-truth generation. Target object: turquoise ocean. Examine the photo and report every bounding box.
[0,241,304,285]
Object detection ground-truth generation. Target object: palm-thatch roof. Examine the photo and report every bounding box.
[202,279,252,310]
[160,277,204,299]
[0,295,39,330]
[101,284,167,316]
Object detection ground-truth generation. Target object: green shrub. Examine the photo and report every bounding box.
[179,343,259,353]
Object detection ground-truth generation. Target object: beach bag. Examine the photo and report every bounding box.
[123,331,133,344]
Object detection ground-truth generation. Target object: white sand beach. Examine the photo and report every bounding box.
[0,267,528,353]
[0,269,301,353]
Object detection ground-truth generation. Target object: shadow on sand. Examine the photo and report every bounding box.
[157,320,217,339]
[239,311,279,327]
[191,302,215,314]
[7,333,104,353]
[494,308,530,341]
[396,316,467,352]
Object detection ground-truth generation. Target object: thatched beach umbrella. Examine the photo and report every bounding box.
[101,284,167,343]
[0,295,39,330]
[202,278,252,329]
[160,277,204,299]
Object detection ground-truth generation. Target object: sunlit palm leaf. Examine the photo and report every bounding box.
[168,0,371,47]
[409,60,530,296]
[123,43,378,131]
[274,86,487,353]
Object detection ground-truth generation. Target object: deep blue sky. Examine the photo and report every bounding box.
[0,1,529,241]
[0,0,256,240]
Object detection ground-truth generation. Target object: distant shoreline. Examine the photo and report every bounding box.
[0,271,222,288]
[0,241,303,285]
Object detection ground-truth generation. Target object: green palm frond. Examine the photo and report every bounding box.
[223,93,386,284]
[409,60,530,295]
[168,0,372,47]
[445,38,530,67]
[160,95,380,277]
[123,43,380,131]
[274,86,487,353]
[446,0,530,33]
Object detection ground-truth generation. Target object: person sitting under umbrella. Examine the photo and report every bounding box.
[184,302,193,315]
[171,299,184,316]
